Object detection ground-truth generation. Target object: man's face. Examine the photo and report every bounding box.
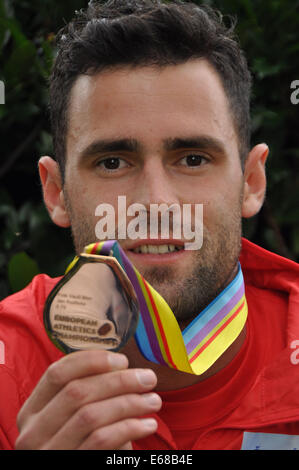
[63,59,244,323]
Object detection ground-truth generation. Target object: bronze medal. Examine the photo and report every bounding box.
[44,254,139,354]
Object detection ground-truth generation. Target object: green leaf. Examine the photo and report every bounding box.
[17,201,34,225]
[0,16,28,47]
[8,252,40,293]
[0,0,8,50]
[4,40,36,84]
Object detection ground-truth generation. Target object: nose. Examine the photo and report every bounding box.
[130,157,180,209]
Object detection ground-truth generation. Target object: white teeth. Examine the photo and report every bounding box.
[158,245,169,254]
[131,244,183,254]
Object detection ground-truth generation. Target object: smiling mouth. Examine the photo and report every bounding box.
[129,244,184,255]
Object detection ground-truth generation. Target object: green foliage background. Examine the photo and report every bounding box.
[0,0,298,300]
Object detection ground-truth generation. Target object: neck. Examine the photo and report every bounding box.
[123,261,246,390]
[123,324,246,391]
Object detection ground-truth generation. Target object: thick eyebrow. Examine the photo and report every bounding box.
[164,136,226,154]
[78,138,141,160]
[78,135,226,160]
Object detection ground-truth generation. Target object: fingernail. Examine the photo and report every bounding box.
[136,369,157,387]
[143,393,161,408]
[140,418,157,431]
[108,353,128,370]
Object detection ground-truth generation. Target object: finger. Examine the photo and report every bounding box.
[17,350,128,429]
[78,417,158,450]
[45,392,162,449]
[16,368,158,449]
[119,442,133,450]
[34,368,157,441]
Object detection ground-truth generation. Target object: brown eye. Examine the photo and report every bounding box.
[179,154,209,168]
[97,157,129,172]
[102,158,120,170]
[186,155,204,166]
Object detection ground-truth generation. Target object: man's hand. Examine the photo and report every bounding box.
[15,350,162,450]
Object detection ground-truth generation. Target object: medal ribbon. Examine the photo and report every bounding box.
[67,240,248,375]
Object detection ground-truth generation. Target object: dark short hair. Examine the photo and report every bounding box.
[49,0,252,180]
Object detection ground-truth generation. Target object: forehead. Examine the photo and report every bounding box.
[66,59,238,157]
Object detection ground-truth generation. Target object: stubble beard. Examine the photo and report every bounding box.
[64,194,243,326]
[142,225,242,323]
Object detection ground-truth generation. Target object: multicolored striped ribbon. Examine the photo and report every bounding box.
[67,240,248,375]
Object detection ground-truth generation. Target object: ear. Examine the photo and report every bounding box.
[242,143,269,218]
[38,156,71,228]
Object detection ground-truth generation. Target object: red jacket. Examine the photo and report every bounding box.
[0,239,298,450]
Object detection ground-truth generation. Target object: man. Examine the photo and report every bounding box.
[0,0,298,450]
